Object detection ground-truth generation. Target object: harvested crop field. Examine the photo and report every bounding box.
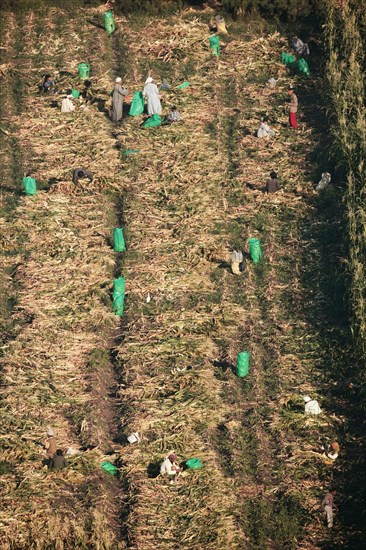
[0,2,365,549]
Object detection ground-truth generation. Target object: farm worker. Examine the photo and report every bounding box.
[303,395,322,415]
[231,250,243,275]
[42,74,55,93]
[322,491,335,528]
[112,77,129,123]
[287,88,298,129]
[82,79,93,104]
[43,428,57,458]
[162,105,181,125]
[49,449,68,470]
[323,441,340,461]
[160,452,181,484]
[61,94,74,113]
[143,77,162,116]
[257,117,275,138]
[215,15,228,34]
[264,171,281,194]
[72,167,94,185]
[291,36,310,57]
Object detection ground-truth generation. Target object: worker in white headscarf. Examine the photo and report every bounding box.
[61,94,75,113]
[112,77,129,123]
[303,395,322,415]
[143,76,162,116]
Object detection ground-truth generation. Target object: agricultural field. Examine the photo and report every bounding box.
[0,1,365,549]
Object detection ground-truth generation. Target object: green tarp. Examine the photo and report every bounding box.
[142,114,162,128]
[113,277,125,316]
[71,89,80,99]
[209,35,220,56]
[78,62,90,80]
[101,461,119,476]
[236,351,249,378]
[122,149,140,156]
[113,228,126,253]
[177,81,190,90]
[248,238,262,264]
[129,91,144,116]
[22,176,37,196]
[104,10,115,35]
[185,458,203,469]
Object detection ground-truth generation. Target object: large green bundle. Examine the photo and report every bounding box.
[295,58,310,76]
[236,351,249,378]
[77,62,90,80]
[185,458,203,469]
[248,238,262,264]
[104,10,115,35]
[281,52,295,65]
[142,114,161,128]
[129,91,144,116]
[22,176,37,196]
[113,228,126,252]
[101,461,119,475]
[113,277,125,316]
[209,35,220,56]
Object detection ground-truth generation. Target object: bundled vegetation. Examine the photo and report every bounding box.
[325,1,366,362]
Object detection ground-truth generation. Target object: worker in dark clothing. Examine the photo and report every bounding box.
[264,171,281,194]
[49,449,68,470]
[72,168,94,185]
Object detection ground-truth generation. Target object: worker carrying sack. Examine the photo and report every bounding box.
[209,35,220,56]
[78,62,90,79]
[23,176,37,196]
[113,228,126,252]
[129,91,144,116]
[248,238,262,264]
[236,351,249,378]
[104,10,115,35]
[113,277,125,316]
[142,114,162,128]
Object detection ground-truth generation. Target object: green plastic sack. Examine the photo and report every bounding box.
[78,62,90,80]
[142,114,162,129]
[209,35,220,56]
[71,89,80,99]
[248,238,262,264]
[185,458,202,470]
[236,351,249,378]
[23,176,37,196]
[295,58,310,76]
[177,81,190,90]
[101,461,119,476]
[113,277,125,316]
[129,91,144,116]
[113,228,126,252]
[104,10,115,35]
[281,52,295,66]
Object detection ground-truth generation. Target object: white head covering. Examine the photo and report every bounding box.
[115,77,122,83]
[145,77,153,84]
[303,396,311,403]
[47,428,54,436]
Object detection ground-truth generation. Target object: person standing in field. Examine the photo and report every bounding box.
[143,77,162,116]
[287,88,299,129]
[112,77,129,123]
[322,491,335,528]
